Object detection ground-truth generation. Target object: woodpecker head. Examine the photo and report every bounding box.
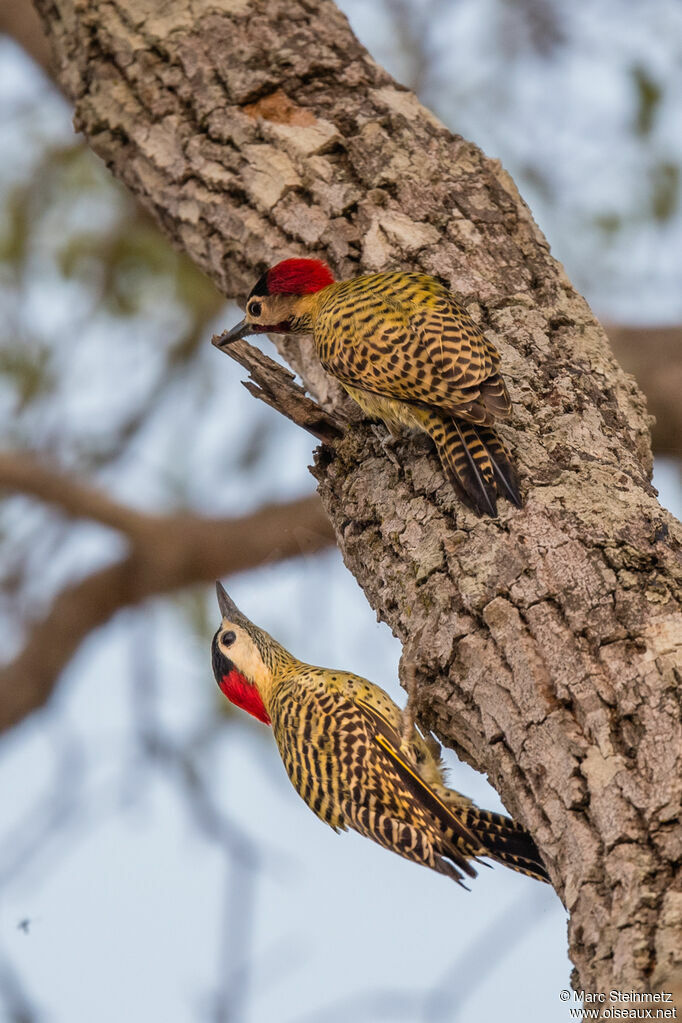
[218,258,334,345]
[212,581,282,725]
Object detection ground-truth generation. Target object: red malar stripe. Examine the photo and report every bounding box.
[219,669,271,725]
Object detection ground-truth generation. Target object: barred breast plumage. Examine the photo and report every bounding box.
[212,583,549,887]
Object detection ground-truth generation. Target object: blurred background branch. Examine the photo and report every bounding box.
[0,1,50,79]
[0,451,334,732]
[601,323,682,456]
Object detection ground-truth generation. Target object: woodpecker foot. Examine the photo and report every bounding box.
[372,424,402,470]
[423,730,442,763]
[400,657,418,746]
[400,626,425,746]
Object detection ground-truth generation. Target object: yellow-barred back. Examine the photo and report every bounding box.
[212,583,548,887]
[219,259,522,517]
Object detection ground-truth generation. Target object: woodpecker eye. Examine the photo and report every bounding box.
[222,630,236,647]
[248,300,262,318]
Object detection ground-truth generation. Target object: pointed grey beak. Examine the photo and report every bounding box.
[214,318,258,348]
[216,581,242,620]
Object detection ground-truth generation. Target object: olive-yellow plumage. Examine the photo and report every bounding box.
[220,259,522,516]
[211,583,548,886]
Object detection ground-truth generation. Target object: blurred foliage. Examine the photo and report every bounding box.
[0,140,224,398]
[0,343,53,411]
[632,64,662,138]
[496,0,567,58]
[650,161,679,222]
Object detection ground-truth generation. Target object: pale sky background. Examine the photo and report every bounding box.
[0,2,681,1021]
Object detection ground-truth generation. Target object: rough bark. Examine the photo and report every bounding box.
[34,0,682,1002]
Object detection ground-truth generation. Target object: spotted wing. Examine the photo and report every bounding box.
[355,696,548,882]
[317,280,510,423]
[354,696,482,864]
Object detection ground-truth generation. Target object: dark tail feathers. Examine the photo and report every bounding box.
[461,807,549,883]
[427,415,523,517]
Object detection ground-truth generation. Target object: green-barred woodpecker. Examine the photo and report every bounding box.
[219,258,522,517]
[212,583,548,887]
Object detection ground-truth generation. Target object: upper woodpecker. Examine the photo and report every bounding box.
[212,582,548,886]
[219,258,521,517]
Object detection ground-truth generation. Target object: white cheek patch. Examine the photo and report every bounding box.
[232,626,269,689]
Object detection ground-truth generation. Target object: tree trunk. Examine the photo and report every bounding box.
[35,0,682,1001]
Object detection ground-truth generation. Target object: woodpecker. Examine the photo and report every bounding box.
[212,582,548,886]
[219,259,522,517]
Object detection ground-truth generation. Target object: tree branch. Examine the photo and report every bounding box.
[605,324,682,456]
[0,451,161,540]
[0,0,52,77]
[33,0,682,1000]
[210,332,351,443]
[0,452,335,732]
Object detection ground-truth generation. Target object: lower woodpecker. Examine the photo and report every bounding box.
[211,583,548,887]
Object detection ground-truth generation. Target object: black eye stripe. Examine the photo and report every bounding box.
[222,630,236,647]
